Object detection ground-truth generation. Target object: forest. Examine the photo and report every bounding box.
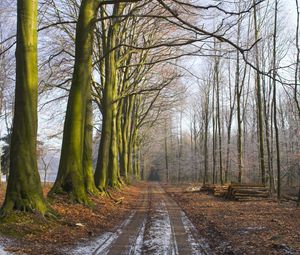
[0,0,299,254]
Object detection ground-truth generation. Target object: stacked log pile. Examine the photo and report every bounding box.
[200,183,270,201]
[200,184,229,197]
[213,185,229,197]
[226,184,270,201]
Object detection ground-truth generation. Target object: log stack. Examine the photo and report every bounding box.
[226,184,270,201]
[200,184,229,197]
[213,185,229,197]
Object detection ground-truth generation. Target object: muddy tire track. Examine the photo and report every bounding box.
[69,183,211,255]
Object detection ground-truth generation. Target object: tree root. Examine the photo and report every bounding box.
[49,185,91,206]
[0,197,56,220]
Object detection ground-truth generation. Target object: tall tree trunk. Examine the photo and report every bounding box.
[294,1,300,203]
[108,102,120,187]
[177,110,183,183]
[131,99,139,178]
[212,76,216,184]
[126,96,136,177]
[50,0,99,203]
[203,88,210,185]
[295,0,300,116]
[192,114,199,181]
[215,53,223,184]
[235,4,244,183]
[272,0,281,199]
[253,1,266,185]
[116,100,125,183]
[83,91,98,195]
[132,129,140,178]
[164,119,169,182]
[1,0,49,215]
[108,63,121,188]
[94,3,122,190]
[119,97,130,180]
[225,60,235,183]
[262,76,274,192]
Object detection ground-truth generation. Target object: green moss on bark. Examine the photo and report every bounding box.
[0,0,50,217]
[94,3,123,190]
[49,0,99,203]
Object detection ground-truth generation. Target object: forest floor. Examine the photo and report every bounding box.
[164,183,300,255]
[0,183,142,255]
[0,182,299,255]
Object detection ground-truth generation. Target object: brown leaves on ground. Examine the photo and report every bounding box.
[164,184,300,255]
[0,183,143,255]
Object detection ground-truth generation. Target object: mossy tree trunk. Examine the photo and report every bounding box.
[117,99,125,177]
[94,3,123,190]
[133,131,140,179]
[108,80,121,187]
[132,97,141,179]
[116,64,131,183]
[94,35,115,190]
[83,90,99,195]
[1,0,49,215]
[127,96,136,177]
[120,96,134,180]
[49,0,99,203]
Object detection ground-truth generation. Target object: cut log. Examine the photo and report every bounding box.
[213,185,229,197]
[226,184,270,201]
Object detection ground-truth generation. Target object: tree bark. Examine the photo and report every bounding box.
[215,50,223,184]
[272,0,281,199]
[225,60,235,183]
[1,0,49,215]
[177,110,183,183]
[294,0,300,116]
[253,1,266,185]
[164,119,169,182]
[94,3,123,189]
[212,75,216,184]
[235,3,244,183]
[203,86,210,185]
[83,91,99,195]
[49,0,99,203]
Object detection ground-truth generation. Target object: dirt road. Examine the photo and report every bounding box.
[68,182,210,255]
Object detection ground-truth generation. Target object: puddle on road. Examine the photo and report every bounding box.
[142,201,176,255]
[64,185,212,255]
[129,218,146,254]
